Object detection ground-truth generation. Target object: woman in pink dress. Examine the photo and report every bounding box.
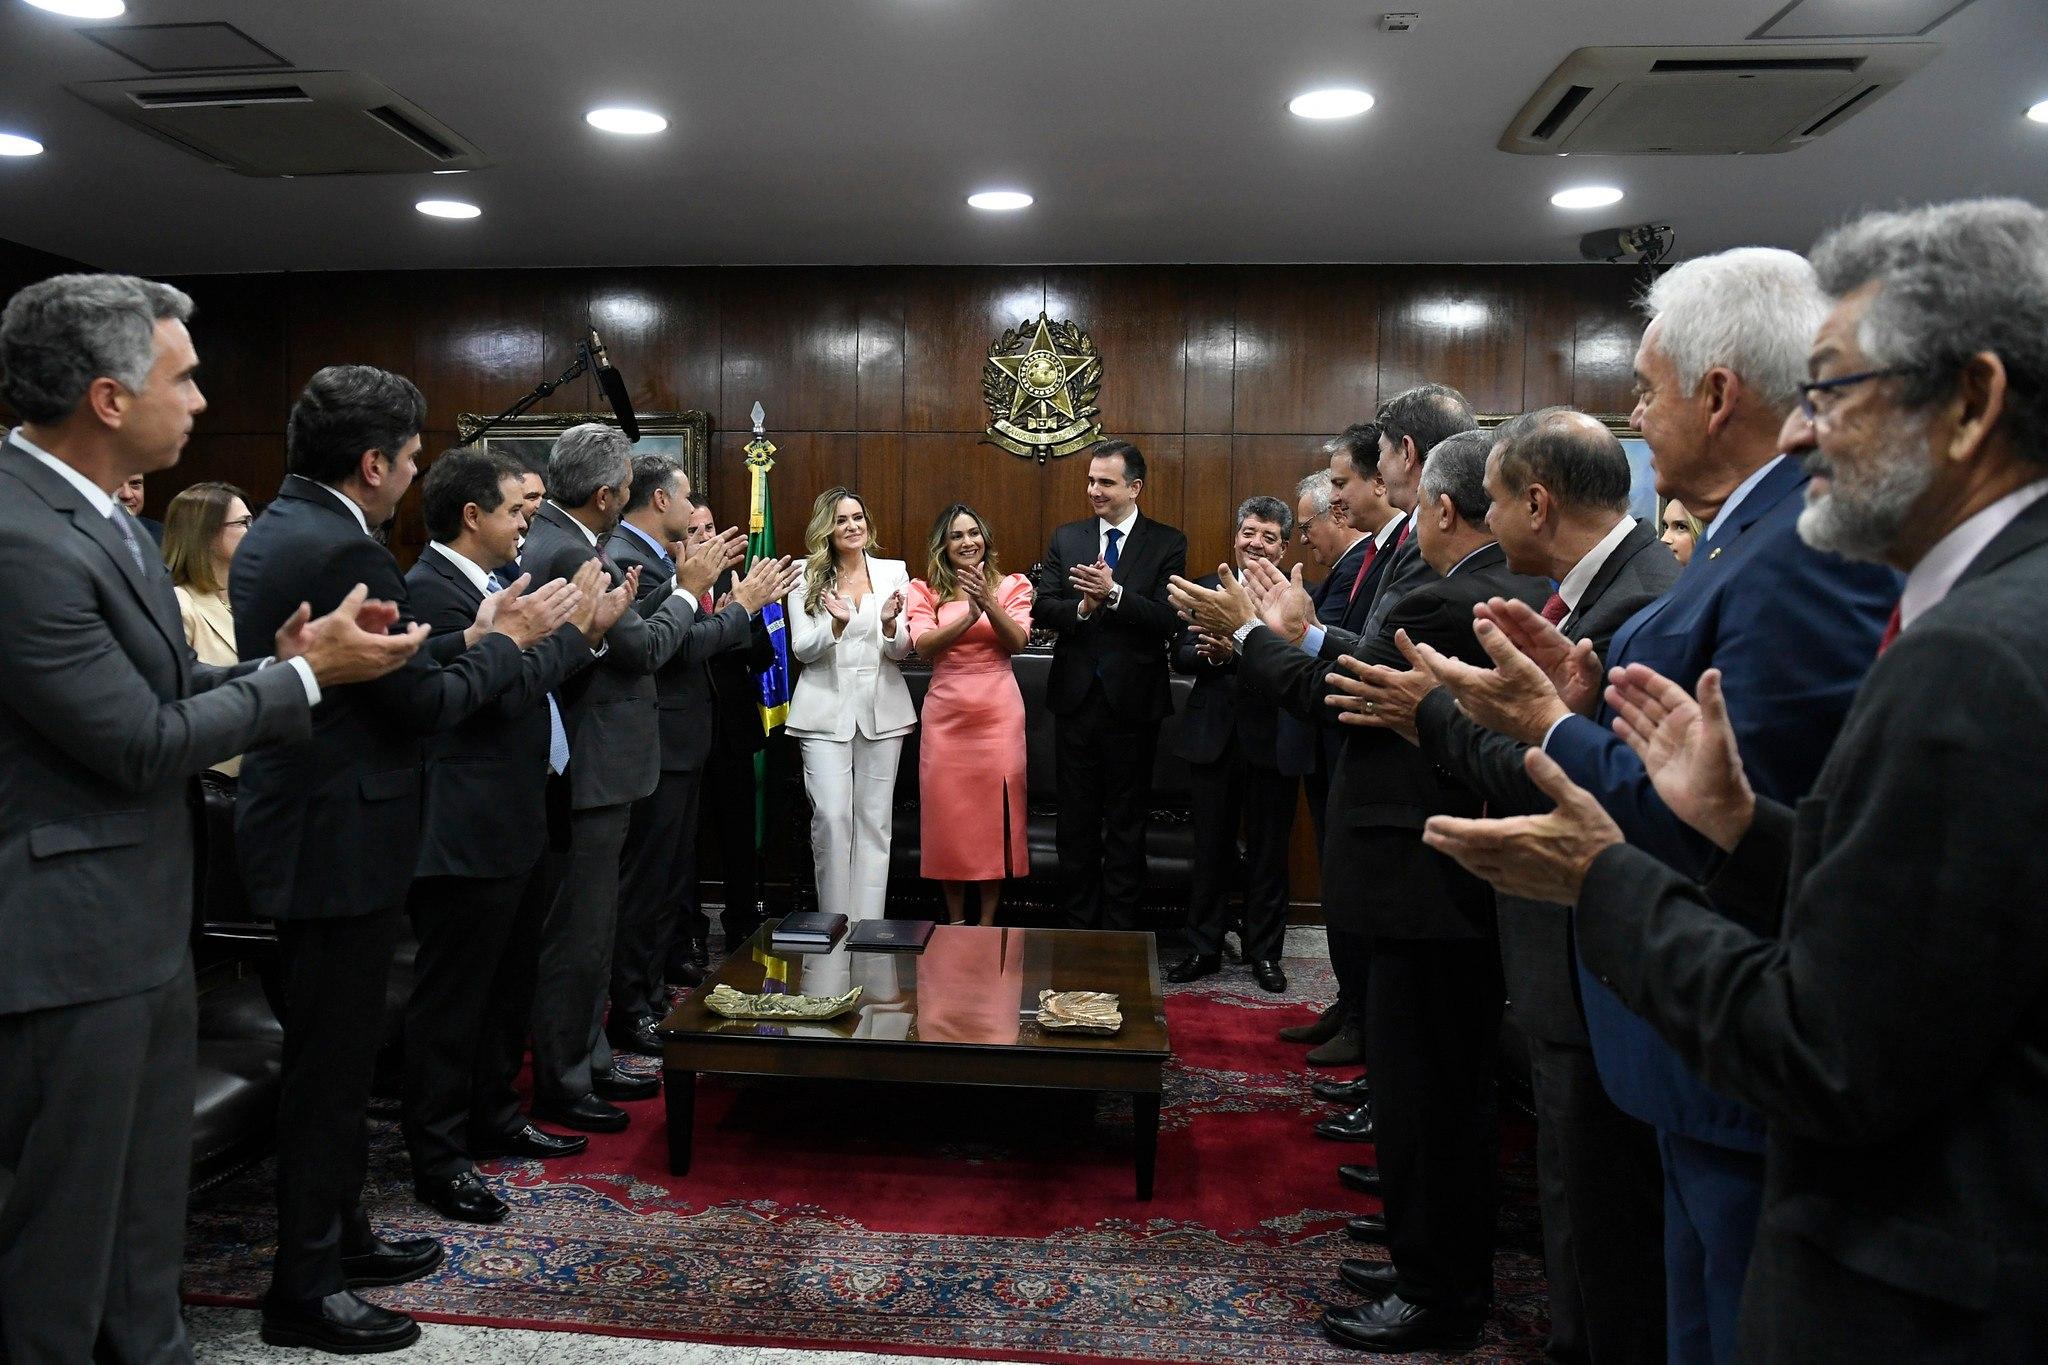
[904,503,1033,925]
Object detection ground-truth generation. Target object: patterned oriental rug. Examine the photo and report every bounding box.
[184,958,1551,1364]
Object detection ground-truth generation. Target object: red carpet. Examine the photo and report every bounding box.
[185,961,1551,1362]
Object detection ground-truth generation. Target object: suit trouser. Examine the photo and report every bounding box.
[1368,934,1503,1315]
[0,959,194,1365]
[685,732,765,955]
[1186,746,1296,961]
[270,907,406,1303]
[1053,687,1159,931]
[614,766,704,1022]
[798,732,903,923]
[530,801,632,1107]
[402,862,551,1182]
[1528,1035,1667,1365]
[1658,1129,1765,1365]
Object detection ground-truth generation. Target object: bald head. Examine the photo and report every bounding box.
[1484,406,1638,580]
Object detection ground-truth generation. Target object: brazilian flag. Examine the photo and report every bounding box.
[746,435,793,848]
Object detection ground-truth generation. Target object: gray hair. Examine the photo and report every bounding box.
[1417,429,1496,524]
[1296,469,1335,519]
[1491,407,1633,513]
[0,273,194,423]
[1640,247,1826,412]
[1234,494,1295,539]
[547,422,633,507]
[622,453,682,515]
[1810,197,2048,461]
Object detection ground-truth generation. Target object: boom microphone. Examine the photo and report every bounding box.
[588,329,640,443]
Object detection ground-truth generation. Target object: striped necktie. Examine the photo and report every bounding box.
[109,507,148,575]
[488,571,571,773]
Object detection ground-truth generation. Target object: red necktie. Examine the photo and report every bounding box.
[1878,602,1902,655]
[1541,592,1570,625]
[1345,537,1380,604]
[701,589,715,613]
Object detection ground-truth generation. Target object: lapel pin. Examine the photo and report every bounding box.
[1708,546,1724,559]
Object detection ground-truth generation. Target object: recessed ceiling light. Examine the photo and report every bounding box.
[1289,88,1375,120]
[968,190,1032,211]
[0,133,44,157]
[586,107,667,135]
[416,199,480,219]
[1552,185,1625,210]
[2028,99,2048,124]
[431,168,467,175]
[23,0,125,17]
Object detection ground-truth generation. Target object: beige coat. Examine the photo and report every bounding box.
[175,584,243,776]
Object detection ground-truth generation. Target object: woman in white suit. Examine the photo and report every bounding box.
[787,487,916,923]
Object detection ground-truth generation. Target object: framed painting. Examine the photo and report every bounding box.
[451,411,711,498]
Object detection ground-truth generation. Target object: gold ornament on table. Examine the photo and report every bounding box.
[704,983,865,1021]
[983,311,1105,463]
[1036,989,1123,1034]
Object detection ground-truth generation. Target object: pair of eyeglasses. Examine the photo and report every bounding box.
[1795,366,1920,421]
[223,515,254,529]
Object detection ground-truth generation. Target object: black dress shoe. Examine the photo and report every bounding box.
[1338,1257,1400,1296]
[607,1015,666,1058]
[1315,1104,1377,1142]
[415,1170,508,1225]
[592,1067,659,1102]
[1252,960,1288,993]
[1320,1294,1481,1352]
[340,1233,444,1288]
[1338,1163,1382,1194]
[261,1290,420,1353]
[1345,1214,1390,1244]
[1279,999,1345,1044]
[1306,1023,1365,1067]
[472,1122,587,1160]
[534,1093,629,1133]
[1311,1074,1373,1105]
[1164,953,1222,984]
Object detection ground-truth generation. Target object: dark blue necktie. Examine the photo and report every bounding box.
[1104,526,1122,569]
[487,570,571,774]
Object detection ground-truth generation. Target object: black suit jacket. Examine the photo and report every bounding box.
[603,525,754,772]
[1241,541,1551,938]
[704,566,776,756]
[1032,512,1188,721]
[231,476,526,920]
[404,546,594,880]
[1572,492,2048,1360]
[1171,572,1310,777]
[1414,517,1681,1042]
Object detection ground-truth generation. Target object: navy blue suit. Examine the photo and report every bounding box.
[1543,457,1899,1362]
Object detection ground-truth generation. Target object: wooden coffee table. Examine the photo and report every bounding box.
[657,922,1171,1198]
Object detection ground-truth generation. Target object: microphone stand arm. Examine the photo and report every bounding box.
[457,341,593,445]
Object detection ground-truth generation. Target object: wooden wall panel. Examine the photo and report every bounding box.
[1572,270,1643,415]
[717,268,861,435]
[1043,266,1189,436]
[411,270,546,425]
[284,272,419,392]
[903,268,1044,433]
[177,275,287,435]
[1230,266,1381,435]
[898,435,1045,579]
[587,269,718,417]
[1228,433,1329,578]
[855,278,906,432]
[1377,266,1526,416]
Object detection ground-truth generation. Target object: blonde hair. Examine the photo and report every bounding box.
[923,502,1000,601]
[162,480,248,595]
[802,486,879,613]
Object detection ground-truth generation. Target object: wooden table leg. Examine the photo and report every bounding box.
[1133,1090,1159,1200]
[665,1068,696,1176]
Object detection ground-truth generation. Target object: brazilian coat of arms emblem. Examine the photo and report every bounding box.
[981,311,1105,462]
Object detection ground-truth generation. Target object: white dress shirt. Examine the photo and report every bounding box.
[1556,515,1638,614]
[429,540,493,595]
[1081,507,1142,616]
[1900,478,2048,633]
[10,428,319,702]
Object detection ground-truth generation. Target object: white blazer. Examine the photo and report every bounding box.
[786,554,918,741]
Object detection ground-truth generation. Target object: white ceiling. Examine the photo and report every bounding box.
[0,0,2042,274]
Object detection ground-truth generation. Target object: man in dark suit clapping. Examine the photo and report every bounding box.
[1331,407,1680,1364]
[399,449,635,1225]
[604,456,795,1055]
[1032,439,1188,931]
[1168,496,1307,992]
[232,367,582,1352]
[0,275,421,1365]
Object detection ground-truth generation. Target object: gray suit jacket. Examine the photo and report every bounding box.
[0,438,311,1013]
[521,500,696,809]
[1413,517,1681,1043]
[603,525,753,773]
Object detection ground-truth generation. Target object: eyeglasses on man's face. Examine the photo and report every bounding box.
[1796,365,1922,421]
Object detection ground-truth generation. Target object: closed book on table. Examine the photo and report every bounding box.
[846,918,936,953]
[769,911,849,949]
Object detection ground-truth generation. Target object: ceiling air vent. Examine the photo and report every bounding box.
[67,70,490,176]
[1500,44,1938,155]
